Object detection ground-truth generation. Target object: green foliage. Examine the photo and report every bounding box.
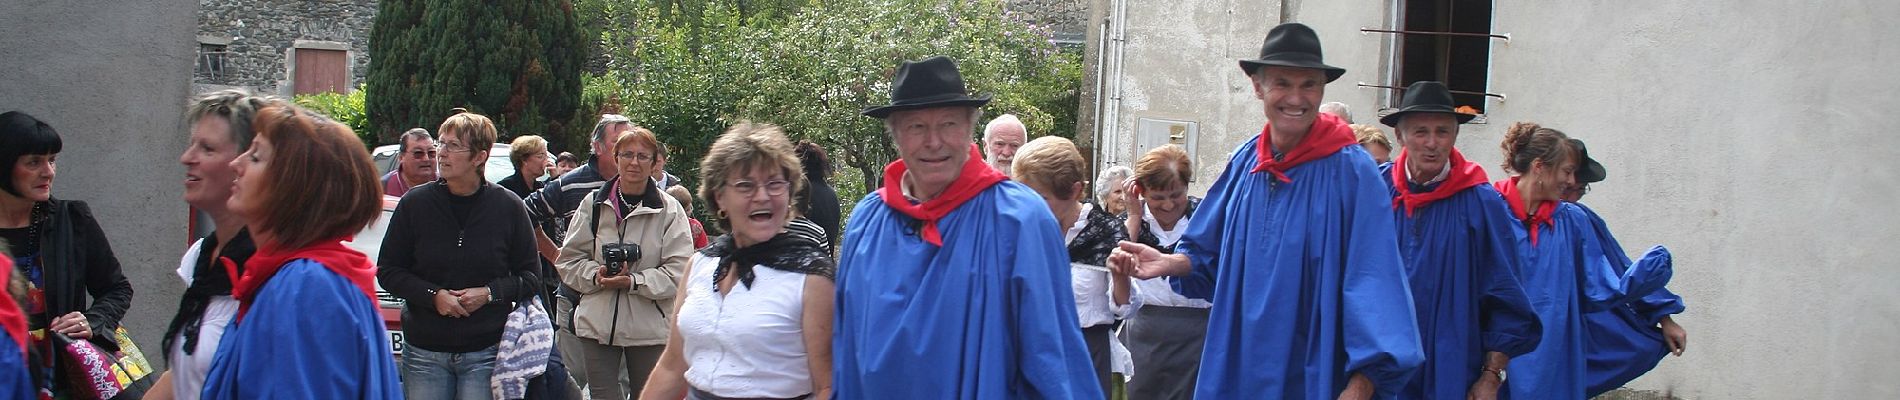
[293,85,374,149]
[365,0,587,150]
[595,0,1084,211]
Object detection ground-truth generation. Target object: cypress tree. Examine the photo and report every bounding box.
[367,0,585,148]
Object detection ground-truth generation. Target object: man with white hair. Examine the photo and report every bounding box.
[1320,101,1353,124]
[982,113,1027,173]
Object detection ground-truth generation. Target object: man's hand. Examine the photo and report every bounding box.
[434,290,470,318]
[596,267,634,290]
[1466,370,1502,400]
[1338,373,1374,400]
[1660,316,1688,356]
[49,312,91,339]
[534,227,561,264]
[456,286,493,312]
[1108,241,1187,279]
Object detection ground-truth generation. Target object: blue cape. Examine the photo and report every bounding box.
[200,260,402,399]
[0,331,27,400]
[1576,203,1683,396]
[1503,202,1673,399]
[1382,168,1543,399]
[1175,138,1423,399]
[832,181,1103,399]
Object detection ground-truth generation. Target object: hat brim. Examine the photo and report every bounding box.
[862,95,993,119]
[1380,107,1478,128]
[1239,59,1346,83]
[1577,159,1607,183]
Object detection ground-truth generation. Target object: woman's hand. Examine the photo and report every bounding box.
[456,286,492,312]
[596,267,634,290]
[50,312,91,339]
[434,290,470,318]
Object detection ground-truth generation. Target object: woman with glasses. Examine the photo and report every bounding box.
[375,112,542,399]
[556,126,693,400]
[641,122,835,400]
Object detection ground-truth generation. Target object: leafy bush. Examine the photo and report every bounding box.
[293,85,374,149]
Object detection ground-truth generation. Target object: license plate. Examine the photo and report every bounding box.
[388,330,405,356]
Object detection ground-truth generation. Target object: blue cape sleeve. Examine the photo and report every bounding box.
[1338,153,1426,396]
[1010,197,1110,399]
[1568,206,1674,313]
[1476,187,1543,357]
[1577,204,1685,321]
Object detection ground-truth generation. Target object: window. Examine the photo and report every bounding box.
[1392,0,1495,115]
[196,43,227,81]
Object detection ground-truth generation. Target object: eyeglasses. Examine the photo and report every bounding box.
[727,179,791,197]
[408,149,439,159]
[432,141,472,154]
[615,151,655,163]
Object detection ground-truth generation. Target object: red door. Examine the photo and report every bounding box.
[293,48,348,95]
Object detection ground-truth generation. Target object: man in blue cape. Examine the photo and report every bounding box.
[1380,81,1543,399]
[1565,139,1689,397]
[831,55,1102,399]
[1110,23,1424,399]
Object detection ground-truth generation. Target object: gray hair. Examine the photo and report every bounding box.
[983,113,1026,141]
[592,114,632,143]
[186,89,278,152]
[397,128,433,153]
[1319,102,1352,123]
[1094,165,1133,201]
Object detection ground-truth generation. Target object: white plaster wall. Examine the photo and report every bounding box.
[0,0,198,366]
[1105,1,1900,398]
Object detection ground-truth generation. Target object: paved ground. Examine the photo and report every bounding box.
[1596,387,1681,400]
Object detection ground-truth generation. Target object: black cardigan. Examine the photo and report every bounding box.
[19,200,134,351]
[376,181,541,353]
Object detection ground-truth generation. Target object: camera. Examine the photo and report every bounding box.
[601,242,642,275]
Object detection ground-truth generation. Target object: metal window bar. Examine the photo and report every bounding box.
[1358,82,1505,101]
[1360,28,1509,42]
[196,48,228,82]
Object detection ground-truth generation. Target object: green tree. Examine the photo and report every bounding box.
[365,0,587,150]
[293,84,373,149]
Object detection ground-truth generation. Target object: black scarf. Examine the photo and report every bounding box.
[700,231,834,292]
[161,228,255,361]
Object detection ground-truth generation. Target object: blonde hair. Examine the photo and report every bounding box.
[439,112,498,174]
[1350,124,1390,149]
[697,121,804,231]
[665,185,694,214]
[1010,136,1086,201]
[1134,145,1192,191]
[509,135,548,171]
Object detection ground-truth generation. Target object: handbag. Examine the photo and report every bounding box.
[52,326,155,400]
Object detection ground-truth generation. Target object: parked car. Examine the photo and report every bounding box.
[342,195,407,360]
[370,143,520,185]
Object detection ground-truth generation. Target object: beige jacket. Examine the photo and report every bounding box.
[556,178,693,347]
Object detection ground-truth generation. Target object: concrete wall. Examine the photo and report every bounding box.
[0,1,198,367]
[1098,1,1900,398]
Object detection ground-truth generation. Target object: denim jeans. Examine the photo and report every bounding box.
[403,345,499,400]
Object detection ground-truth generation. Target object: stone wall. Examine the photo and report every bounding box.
[196,0,378,96]
[1005,0,1088,42]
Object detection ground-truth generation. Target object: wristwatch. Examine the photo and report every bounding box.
[1482,366,1507,383]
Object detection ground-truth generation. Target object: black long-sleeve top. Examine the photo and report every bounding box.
[376,181,541,353]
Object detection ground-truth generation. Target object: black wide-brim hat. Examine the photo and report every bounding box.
[863,56,993,119]
[1569,138,1607,183]
[1380,81,1477,127]
[1238,23,1346,82]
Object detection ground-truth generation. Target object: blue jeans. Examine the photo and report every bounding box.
[403,345,499,400]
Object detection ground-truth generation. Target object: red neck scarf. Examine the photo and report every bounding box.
[877,144,1008,246]
[1391,148,1491,217]
[1252,113,1358,183]
[1493,177,1557,245]
[0,256,27,355]
[231,236,380,322]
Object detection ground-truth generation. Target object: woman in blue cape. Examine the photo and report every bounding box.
[200,103,401,399]
[1493,123,1673,400]
[1378,81,1542,400]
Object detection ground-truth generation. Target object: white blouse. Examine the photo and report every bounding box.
[170,240,240,400]
[677,253,814,398]
[1133,207,1213,309]
[1065,203,1135,328]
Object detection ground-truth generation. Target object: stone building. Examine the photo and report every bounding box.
[1083,1,1900,399]
[195,0,378,95]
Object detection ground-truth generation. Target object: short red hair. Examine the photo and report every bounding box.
[249,104,383,249]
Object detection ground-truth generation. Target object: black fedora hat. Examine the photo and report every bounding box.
[1569,138,1607,183]
[1238,23,1346,82]
[863,56,993,119]
[1380,81,1476,127]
